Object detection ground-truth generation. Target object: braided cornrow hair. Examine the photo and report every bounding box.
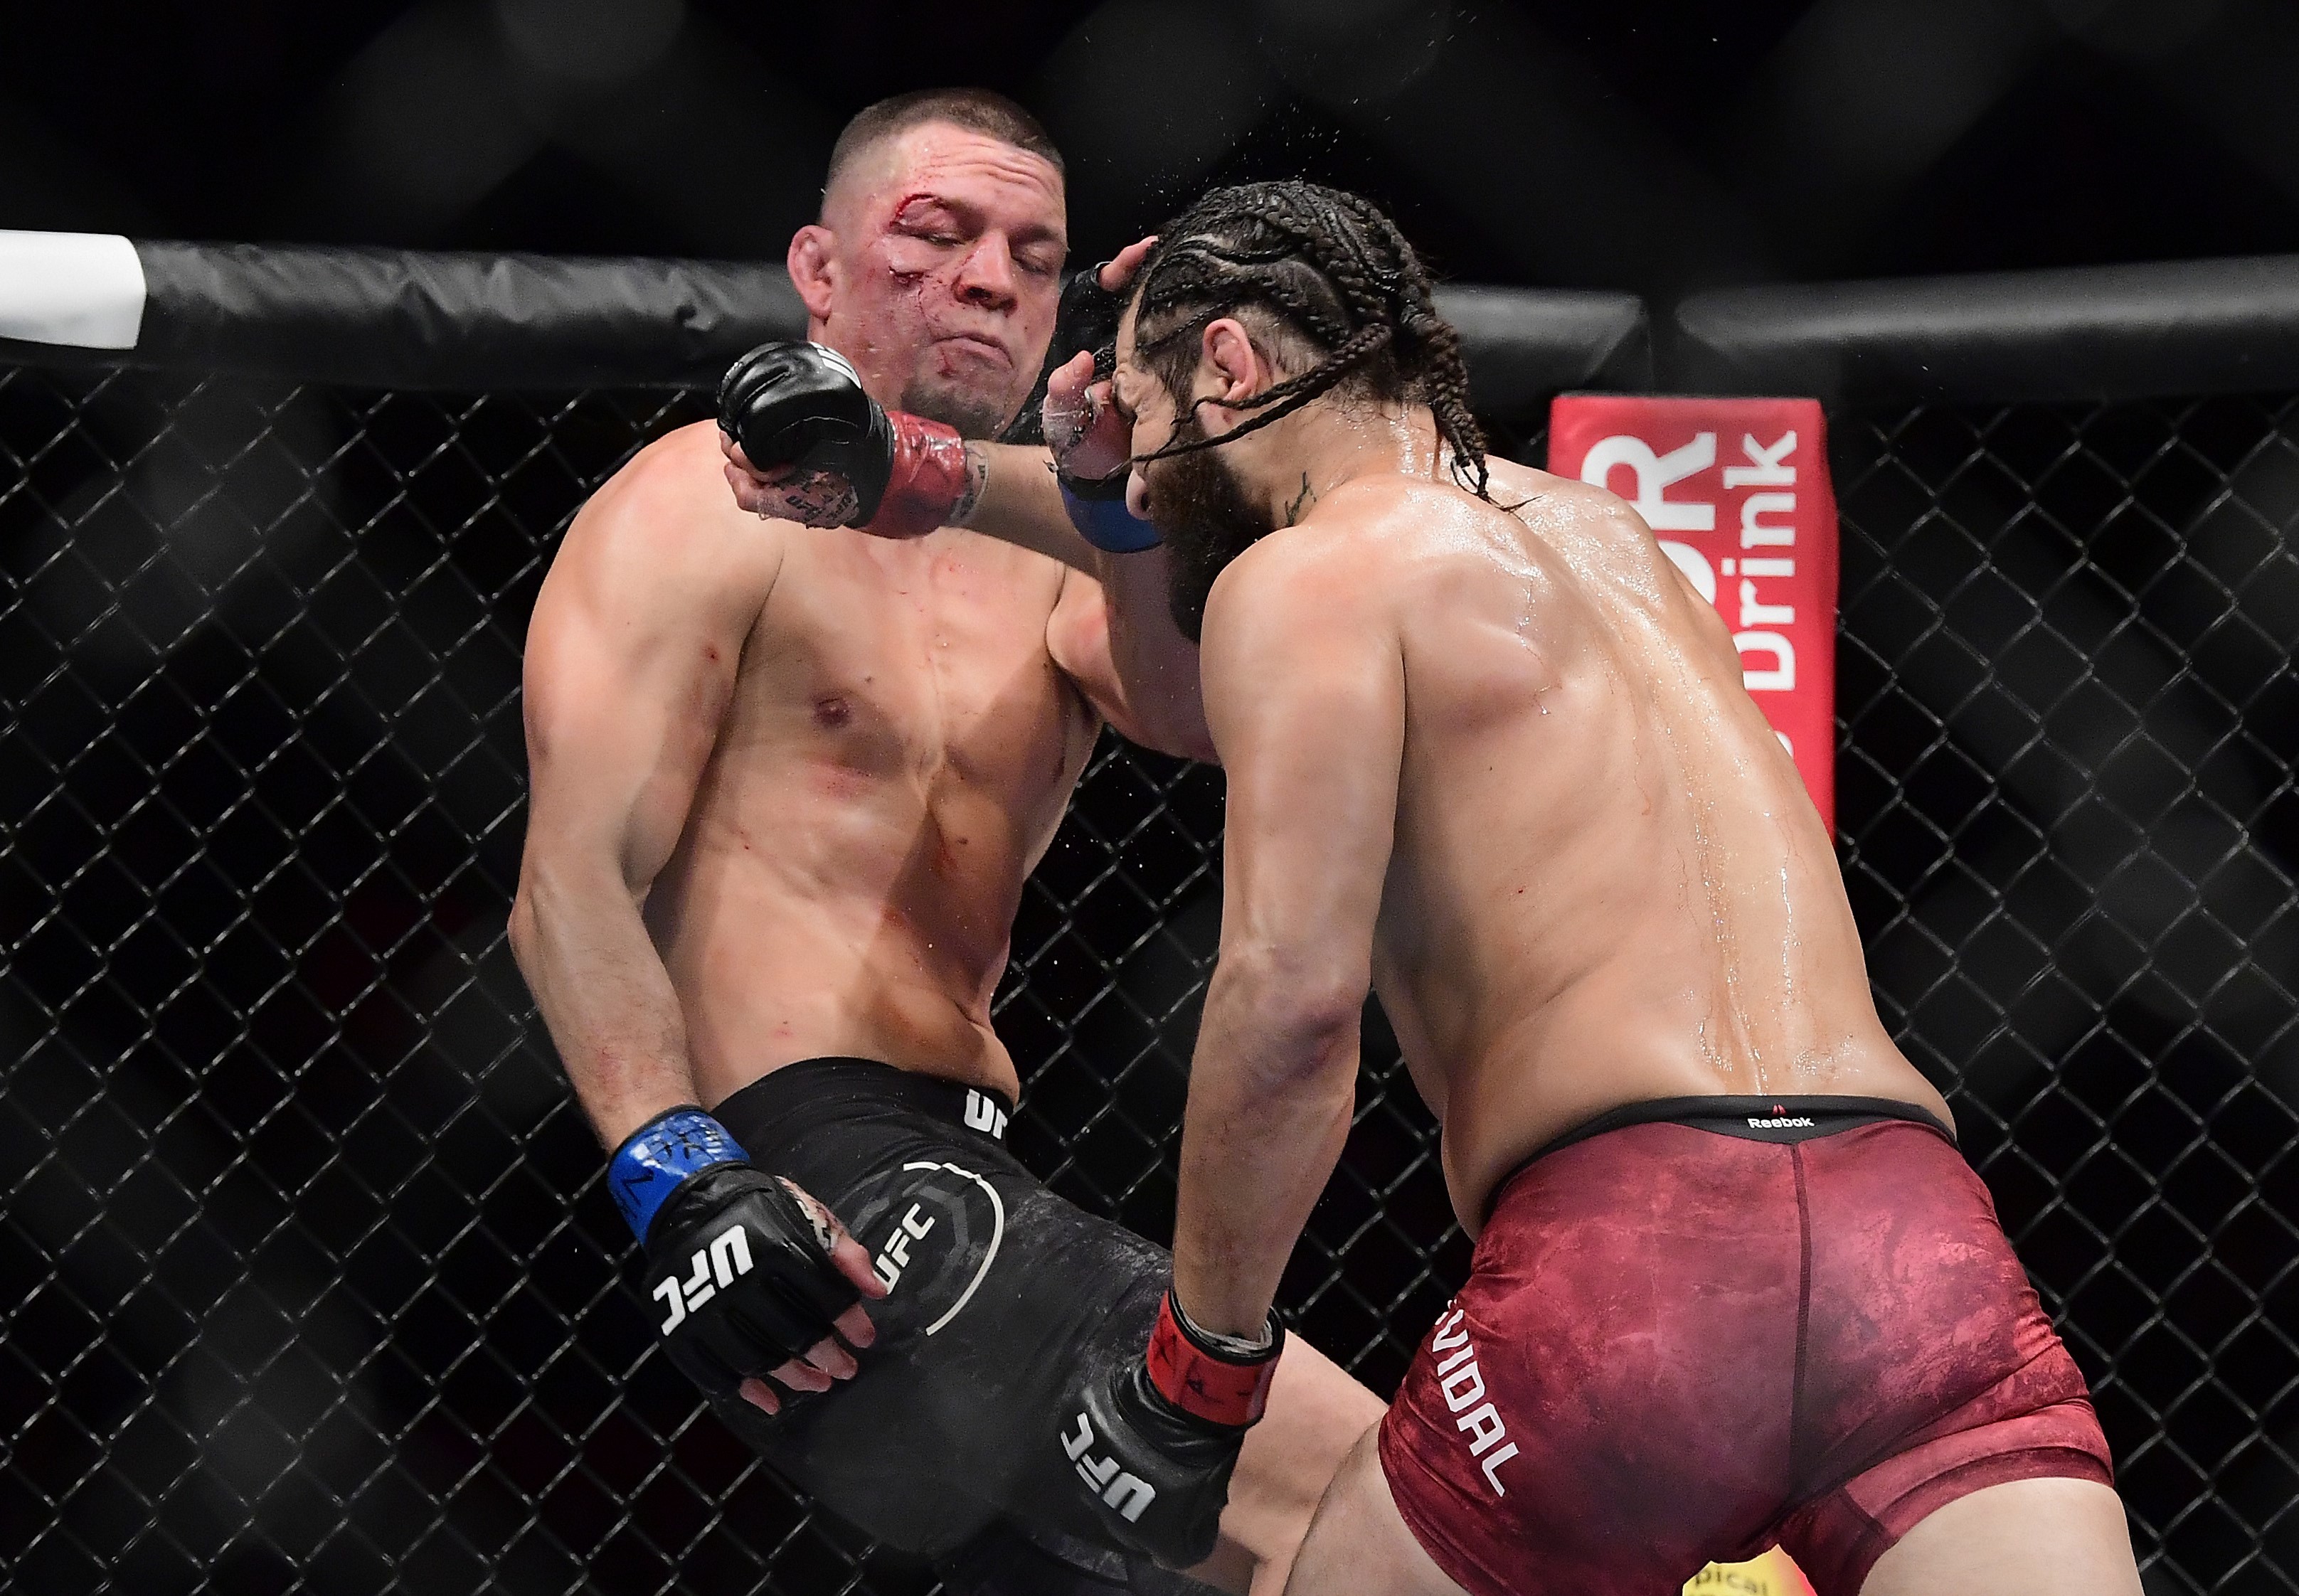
[1127,181,1491,499]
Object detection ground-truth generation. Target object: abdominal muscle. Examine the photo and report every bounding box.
[642,732,1085,1114]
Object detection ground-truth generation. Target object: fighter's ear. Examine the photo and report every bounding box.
[1200,318,1267,407]
[787,225,838,325]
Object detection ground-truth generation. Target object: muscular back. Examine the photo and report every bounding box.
[1211,459,1947,1228]
[520,422,1100,1121]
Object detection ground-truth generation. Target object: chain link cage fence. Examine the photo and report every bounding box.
[0,284,2293,1596]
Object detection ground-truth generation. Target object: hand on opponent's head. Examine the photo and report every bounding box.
[1040,237,1154,484]
[1021,233,1153,462]
[1038,238,1168,555]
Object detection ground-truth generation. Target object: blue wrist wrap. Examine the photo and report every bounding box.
[610,1107,748,1243]
[1061,481,1162,553]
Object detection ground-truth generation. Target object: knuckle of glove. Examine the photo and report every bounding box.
[1056,410,1133,496]
[740,1180,861,1319]
[662,1331,741,1395]
[716,341,895,525]
[685,1304,780,1387]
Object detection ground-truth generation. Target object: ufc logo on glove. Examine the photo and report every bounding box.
[1061,1409,1158,1523]
[655,1223,757,1334]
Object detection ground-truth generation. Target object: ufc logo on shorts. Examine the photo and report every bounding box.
[1061,1410,1157,1523]
[965,1090,1009,1139]
[874,1203,937,1290]
[654,1223,754,1334]
[1428,1307,1519,1496]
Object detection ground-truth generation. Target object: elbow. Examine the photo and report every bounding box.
[509,846,646,985]
[1173,720,1220,767]
[1209,943,1369,1060]
[1157,716,1220,767]
[1134,683,1218,764]
[507,848,590,984]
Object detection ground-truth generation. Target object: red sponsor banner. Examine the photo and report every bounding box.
[1546,395,1839,833]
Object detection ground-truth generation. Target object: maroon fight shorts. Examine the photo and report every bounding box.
[1377,1097,2113,1596]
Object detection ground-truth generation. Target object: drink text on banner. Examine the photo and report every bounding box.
[1545,395,1839,833]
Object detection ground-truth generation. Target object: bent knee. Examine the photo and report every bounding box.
[1273,1341,1387,1445]
[1241,1342,1384,1506]
[1217,1344,1384,1590]
[1285,1428,1461,1596]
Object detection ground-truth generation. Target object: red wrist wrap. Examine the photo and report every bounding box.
[869,412,970,538]
[1145,1292,1279,1427]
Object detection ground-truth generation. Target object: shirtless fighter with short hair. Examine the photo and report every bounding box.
[511,97,1376,1596]
[840,181,2141,1596]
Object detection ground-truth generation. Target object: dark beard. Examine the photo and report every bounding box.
[1147,429,1277,642]
[900,373,1014,441]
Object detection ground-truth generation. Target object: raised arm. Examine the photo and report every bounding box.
[1172,533,1406,1339]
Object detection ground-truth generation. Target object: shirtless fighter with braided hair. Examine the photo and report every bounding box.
[513,99,1377,1596]
[1105,181,2138,1596]
[736,179,2145,1596]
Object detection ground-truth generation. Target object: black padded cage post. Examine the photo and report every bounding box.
[1,233,2292,1596]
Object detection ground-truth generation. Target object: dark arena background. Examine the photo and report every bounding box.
[4,3,2299,1594]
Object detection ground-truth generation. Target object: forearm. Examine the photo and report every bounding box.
[960,441,1103,574]
[1172,964,1361,1339]
[510,855,699,1148]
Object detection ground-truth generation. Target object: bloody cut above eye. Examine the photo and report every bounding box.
[890,193,963,233]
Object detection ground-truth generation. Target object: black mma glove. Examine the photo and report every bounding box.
[610,1106,861,1398]
[999,262,1129,449]
[716,341,975,539]
[718,341,895,523]
[1061,1289,1284,1568]
[1026,265,1164,553]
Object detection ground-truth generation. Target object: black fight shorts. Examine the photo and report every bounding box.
[704,1057,1170,1563]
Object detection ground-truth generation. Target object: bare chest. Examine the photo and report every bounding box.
[728,531,1094,804]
